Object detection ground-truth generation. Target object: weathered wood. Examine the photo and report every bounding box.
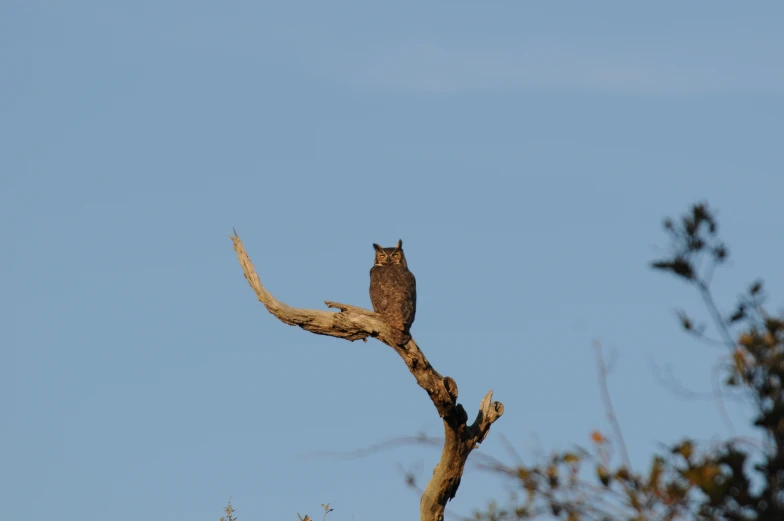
[231,232,503,521]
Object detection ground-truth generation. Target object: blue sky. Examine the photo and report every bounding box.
[3,2,784,520]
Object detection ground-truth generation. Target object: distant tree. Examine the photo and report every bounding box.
[471,203,783,521]
[229,232,503,521]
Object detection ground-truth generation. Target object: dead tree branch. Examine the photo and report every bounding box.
[231,232,504,521]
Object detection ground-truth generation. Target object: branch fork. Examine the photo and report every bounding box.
[232,232,503,521]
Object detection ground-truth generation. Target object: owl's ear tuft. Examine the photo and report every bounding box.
[373,243,384,252]
[396,239,403,250]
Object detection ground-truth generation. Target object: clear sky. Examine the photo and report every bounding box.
[3,2,784,520]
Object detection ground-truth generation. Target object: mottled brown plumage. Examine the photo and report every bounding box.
[369,239,416,345]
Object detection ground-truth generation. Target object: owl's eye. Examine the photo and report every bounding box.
[392,253,400,258]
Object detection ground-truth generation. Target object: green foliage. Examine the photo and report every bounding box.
[473,203,784,521]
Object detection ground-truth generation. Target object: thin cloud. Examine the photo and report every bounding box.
[334,39,784,96]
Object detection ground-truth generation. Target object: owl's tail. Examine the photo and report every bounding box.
[395,329,412,346]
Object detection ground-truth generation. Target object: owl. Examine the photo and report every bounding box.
[369,239,417,345]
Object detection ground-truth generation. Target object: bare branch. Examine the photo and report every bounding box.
[231,232,503,521]
[593,341,631,470]
[421,391,504,521]
[711,356,736,436]
[297,434,440,461]
[697,280,737,352]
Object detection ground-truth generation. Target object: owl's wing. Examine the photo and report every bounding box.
[369,266,391,313]
[399,270,417,331]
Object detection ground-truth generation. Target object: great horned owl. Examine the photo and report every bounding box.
[369,239,417,345]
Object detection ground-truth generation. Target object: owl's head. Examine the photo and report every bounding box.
[373,239,408,268]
